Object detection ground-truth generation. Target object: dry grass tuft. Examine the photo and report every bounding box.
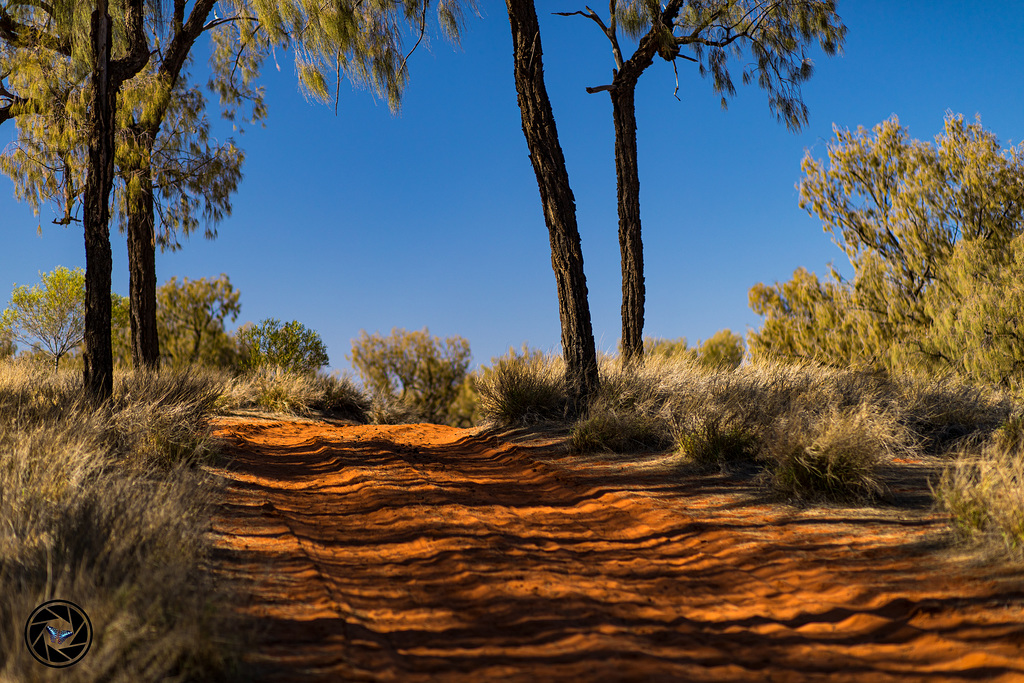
[219,366,371,422]
[0,361,253,681]
[476,349,567,425]
[934,436,1024,557]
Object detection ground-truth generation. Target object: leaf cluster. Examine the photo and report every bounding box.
[750,113,1024,390]
[238,317,329,374]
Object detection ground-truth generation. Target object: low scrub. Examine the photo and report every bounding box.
[0,361,251,681]
[934,436,1024,556]
[674,412,760,470]
[220,366,370,422]
[476,346,567,425]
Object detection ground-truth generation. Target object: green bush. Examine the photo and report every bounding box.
[238,318,328,373]
[349,327,470,425]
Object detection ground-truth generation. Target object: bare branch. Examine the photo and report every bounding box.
[585,83,615,94]
[397,1,428,81]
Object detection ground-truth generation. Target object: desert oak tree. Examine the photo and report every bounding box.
[505,0,600,416]
[560,1,845,365]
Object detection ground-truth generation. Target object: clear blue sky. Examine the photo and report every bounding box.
[2,2,1023,376]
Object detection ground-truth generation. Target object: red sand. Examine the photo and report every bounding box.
[204,417,1024,682]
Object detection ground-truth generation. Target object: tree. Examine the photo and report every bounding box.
[349,327,471,425]
[560,1,845,365]
[157,274,241,368]
[2,0,470,400]
[1,266,128,370]
[748,113,1024,387]
[506,0,600,417]
[238,318,329,373]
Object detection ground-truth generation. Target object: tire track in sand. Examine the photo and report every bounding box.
[204,417,1024,682]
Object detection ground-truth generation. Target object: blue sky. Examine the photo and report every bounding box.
[2,2,1023,375]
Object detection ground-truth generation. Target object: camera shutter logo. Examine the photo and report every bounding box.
[24,599,93,668]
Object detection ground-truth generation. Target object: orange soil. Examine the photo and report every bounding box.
[205,417,1024,682]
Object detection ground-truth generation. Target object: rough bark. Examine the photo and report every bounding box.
[611,79,645,366]
[589,1,687,366]
[82,0,149,402]
[505,0,600,417]
[82,3,116,401]
[122,0,216,369]
[126,133,159,368]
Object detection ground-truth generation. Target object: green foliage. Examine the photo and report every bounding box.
[158,274,241,369]
[644,330,745,371]
[238,318,329,374]
[608,0,845,130]
[1,266,83,370]
[749,113,1024,387]
[349,327,470,425]
[1,266,128,371]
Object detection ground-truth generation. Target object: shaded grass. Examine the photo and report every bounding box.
[0,361,254,682]
[934,426,1024,557]
[218,366,372,423]
[476,350,1021,513]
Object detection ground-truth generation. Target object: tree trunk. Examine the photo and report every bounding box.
[81,0,149,402]
[505,0,600,417]
[611,80,645,367]
[82,3,116,402]
[126,132,160,369]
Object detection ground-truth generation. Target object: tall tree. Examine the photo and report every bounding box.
[506,0,600,417]
[3,0,473,385]
[82,0,149,401]
[560,0,845,365]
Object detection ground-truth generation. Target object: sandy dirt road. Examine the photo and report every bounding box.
[204,417,1024,682]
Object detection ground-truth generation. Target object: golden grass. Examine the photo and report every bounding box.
[476,350,1024,529]
[0,360,253,681]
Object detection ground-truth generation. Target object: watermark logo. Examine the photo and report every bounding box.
[24,599,92,668]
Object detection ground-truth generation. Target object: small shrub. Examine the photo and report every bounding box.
[761,404,907,502]
[674,413,759,470]
[366,391,422,425]
[934,444,1024,555]
[476,346,566,425]
[313,373,371,422]
[571,402,670,454]
[238,318,328,373]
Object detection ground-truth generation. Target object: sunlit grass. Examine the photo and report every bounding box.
[0,360,253,681]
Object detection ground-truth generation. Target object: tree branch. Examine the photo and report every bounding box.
[0,5,71,55]
[555,5,623,70]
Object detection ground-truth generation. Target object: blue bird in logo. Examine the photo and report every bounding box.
[45,625,73,645]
